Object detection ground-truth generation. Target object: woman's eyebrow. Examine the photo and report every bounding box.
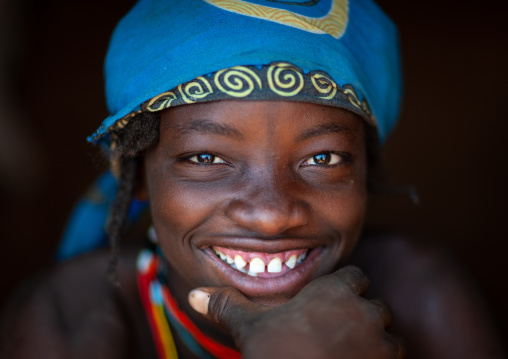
[176,119,243,139]
[297,123,353,141]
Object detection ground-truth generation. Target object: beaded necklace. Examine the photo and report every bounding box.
[137,240,241,359]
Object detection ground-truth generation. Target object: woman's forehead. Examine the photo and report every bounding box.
[159,100,365,138]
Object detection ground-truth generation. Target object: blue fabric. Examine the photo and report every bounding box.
[56,171,149,261]
[89,0,401,143]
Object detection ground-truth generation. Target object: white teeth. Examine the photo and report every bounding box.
[234,255,247,270]
[231,262,246,273]
[214,249,235,265]
[218,249,310,276]
[267,257,282,273]
[249,258,265,273]
[285,254,297,269]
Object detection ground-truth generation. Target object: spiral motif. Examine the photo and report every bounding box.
[214,66,262,97]
[179,76,213,104]
[311,73,337,100]
[267,63,304,97]
[147,91,178,111]
[95,61,377,146]
[343,87,362,110]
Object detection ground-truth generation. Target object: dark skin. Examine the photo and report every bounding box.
[0,101,504,358]
[140,100,397,356]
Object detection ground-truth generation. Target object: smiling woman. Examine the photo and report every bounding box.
[145,102,367,306]
[0,0,504,358]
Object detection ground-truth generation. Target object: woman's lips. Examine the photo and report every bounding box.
[201,244,325,298]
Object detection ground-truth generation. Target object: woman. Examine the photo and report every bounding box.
[0,0,503,358]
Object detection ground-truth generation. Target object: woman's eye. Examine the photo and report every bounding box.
[303,153,342,166]
[188,153,227,164]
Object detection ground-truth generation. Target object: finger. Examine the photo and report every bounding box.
[370,299,392,328]
[335,265,370,295]
[188,287,268,333]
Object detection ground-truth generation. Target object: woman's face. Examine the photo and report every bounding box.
[143,100,367,305]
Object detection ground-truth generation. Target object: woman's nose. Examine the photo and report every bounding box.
[225,181,310,236]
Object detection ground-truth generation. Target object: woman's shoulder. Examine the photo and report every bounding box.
[350,233,504,358]
[0,245,155,359]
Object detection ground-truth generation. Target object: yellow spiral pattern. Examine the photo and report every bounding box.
[100,62,377,150]
[179,76,213,104]
[214,66,262,97]
[311,73,338,100]
[267,63,304,97]
[147,91,178,111]
[203,0,348,39]
[343,87,361,110]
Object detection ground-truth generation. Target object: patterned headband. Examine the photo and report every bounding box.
[90,0,401,145]
[101,62,374,140]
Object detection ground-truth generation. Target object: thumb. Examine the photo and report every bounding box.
[188,287,266,339]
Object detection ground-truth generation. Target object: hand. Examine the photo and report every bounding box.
[188,266,405,359]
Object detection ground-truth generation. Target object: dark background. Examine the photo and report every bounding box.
[0,0,506,343]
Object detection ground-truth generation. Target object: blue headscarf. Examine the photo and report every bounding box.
[90,0,401,144]
[60,0,402,260]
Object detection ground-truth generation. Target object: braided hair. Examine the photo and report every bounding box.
[105,111,159,283]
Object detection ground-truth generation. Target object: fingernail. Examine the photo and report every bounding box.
[188,289,210,315]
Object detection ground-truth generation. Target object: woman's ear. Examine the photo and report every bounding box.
[134,159,149,201]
